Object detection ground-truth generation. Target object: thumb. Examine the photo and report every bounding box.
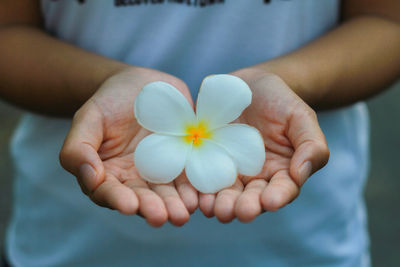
[160,76,194,108]
[59,102,105,193]
[287,107,330,187]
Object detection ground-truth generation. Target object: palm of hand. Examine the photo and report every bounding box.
[61,68,197,227]
[61,68,328,226]
[198,72,329,223]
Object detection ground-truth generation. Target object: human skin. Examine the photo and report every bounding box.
[0,0,399,226]
[60,68,198,227]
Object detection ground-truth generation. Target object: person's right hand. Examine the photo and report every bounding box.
[59,67,198,227]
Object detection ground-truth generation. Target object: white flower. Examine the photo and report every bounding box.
[133,74,265,193]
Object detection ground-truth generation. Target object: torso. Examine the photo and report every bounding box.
[6,1,370,266]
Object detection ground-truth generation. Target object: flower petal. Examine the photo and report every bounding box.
[134,81,196,135]
[185,140,237,193]
[210,124,266,176]
[134,134,191,183]
[196,75,252,130]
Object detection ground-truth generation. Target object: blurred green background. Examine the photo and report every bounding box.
[1,82,399,266]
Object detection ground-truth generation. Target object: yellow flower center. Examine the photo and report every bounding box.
[184,121,211,147]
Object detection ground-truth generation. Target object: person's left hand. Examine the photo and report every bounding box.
[198,67,330,223]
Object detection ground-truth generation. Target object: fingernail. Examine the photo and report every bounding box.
[299,161,312,186]
[79,163,97,191]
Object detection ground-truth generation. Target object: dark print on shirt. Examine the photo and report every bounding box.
[114,0,224,7]
[114,0,290,5]
[50,0,87,3]
[51,0,290,8]
[50,0,224,7]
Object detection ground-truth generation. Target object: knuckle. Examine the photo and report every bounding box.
[322,147,330,165]
[72,99,96,122]
[59,141,74,160]
[72,104,87,122]
[313,140,330,165]
[58,145,70,168]
[305,106,317,120]
[72,106,83,121]
[58,143,79,175]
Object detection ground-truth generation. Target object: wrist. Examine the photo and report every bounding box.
[235,59,321,108]
[73,60,130,106]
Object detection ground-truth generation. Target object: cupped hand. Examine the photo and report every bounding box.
[59,67,198,227]
[199,68,330,223]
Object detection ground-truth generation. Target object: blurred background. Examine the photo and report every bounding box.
[1,82,400,266]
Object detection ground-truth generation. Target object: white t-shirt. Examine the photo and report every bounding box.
[6,1,370,266]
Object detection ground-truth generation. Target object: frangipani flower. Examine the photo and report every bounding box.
[133,74,265,193]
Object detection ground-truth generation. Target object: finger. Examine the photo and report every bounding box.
[59,102,105,192]
[150,183,190,227]
[287,107,329,186]
[124,179,168,227]
[214,179,243,223]
[175,174,198,214]
[91,175,139,215]
[199,193,216,218]
[261,169,300,212]
[235,179,267,223]
[166,78,194,108]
